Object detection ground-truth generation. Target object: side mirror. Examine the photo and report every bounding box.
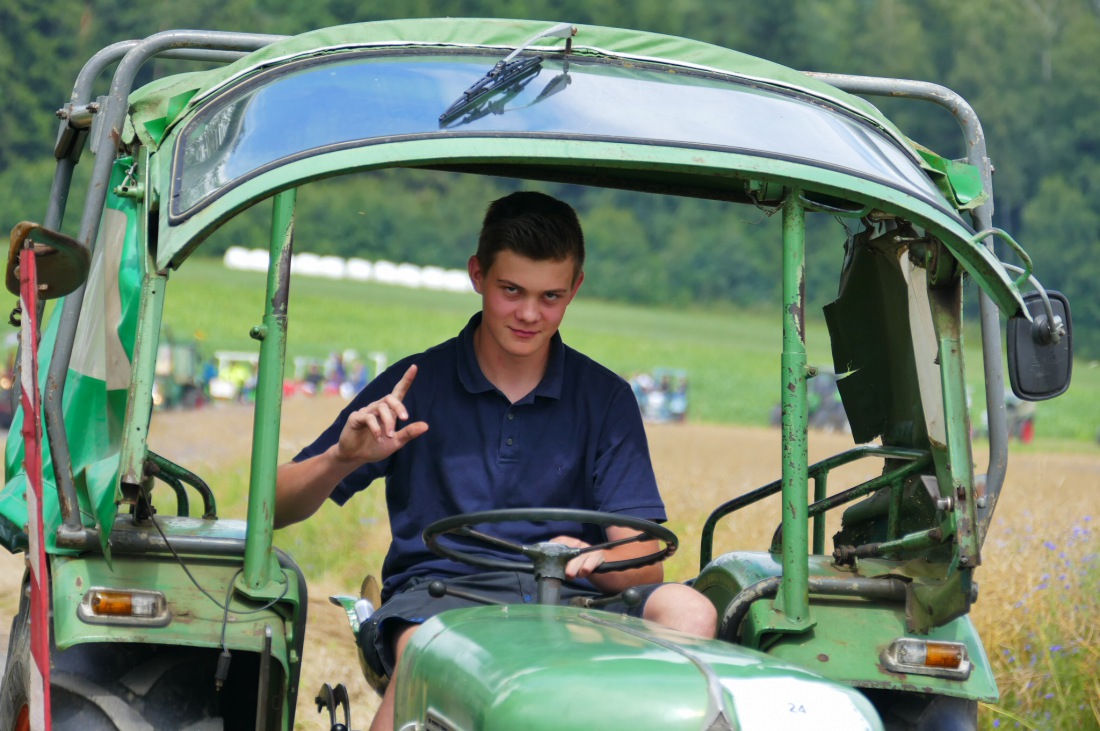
[6,221,90,299]
[1007,290,1072,401]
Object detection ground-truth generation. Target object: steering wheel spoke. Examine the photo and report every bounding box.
[455,526,527,554]
[586,532,651,553]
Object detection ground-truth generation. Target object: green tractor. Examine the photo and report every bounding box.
[0,18,1073,730]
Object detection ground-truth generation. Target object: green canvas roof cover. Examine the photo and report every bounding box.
[124,18,1025,318]
[124,17,915,155]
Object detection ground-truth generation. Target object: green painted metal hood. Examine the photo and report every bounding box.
[399,604,883,730]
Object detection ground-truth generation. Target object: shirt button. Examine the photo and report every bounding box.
[507,412,515,420]
[507,438,514,446]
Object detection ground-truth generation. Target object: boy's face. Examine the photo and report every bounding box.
[468,250,584,362]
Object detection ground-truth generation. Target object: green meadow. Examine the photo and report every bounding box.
[164,256,1100,446]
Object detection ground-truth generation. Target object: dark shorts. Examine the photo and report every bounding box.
[358,572,662,676]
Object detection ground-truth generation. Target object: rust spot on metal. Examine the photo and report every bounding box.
[799,272,806,340]
[272,242,294,313]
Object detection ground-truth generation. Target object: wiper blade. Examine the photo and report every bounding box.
[439,55,543,125]
[439,22,575,126]
[440,63,543,129]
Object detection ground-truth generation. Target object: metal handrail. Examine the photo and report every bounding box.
[146,451,218,519]
[699,445,931,570]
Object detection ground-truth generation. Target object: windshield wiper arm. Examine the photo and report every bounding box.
[439,22,575,125]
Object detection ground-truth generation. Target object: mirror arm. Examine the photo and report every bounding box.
[1001,263,1064,344]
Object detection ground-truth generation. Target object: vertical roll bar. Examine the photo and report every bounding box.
[241,189,296,592]
[779,192,811,627]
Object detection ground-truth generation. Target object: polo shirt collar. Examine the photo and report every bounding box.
[457,312,565,402]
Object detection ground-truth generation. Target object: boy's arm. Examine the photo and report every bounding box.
[274,449,359,528]
[553,526,665,593]
[274,364,428,528]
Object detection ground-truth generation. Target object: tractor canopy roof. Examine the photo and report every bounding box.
[121,18,1025,316]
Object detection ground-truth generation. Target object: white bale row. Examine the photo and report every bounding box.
[223,247,473,293]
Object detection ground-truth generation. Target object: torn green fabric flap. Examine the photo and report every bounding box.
[166,89,199,127]
[141,89,200,145]
[143,116,168,145]
[124,72,206,149]
[916,148,989,211]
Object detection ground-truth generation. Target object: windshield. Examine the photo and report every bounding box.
[171,50,946,220]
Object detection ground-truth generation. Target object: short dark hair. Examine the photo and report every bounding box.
[476,192,584,280]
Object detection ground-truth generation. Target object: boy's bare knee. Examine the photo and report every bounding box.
[643,584,718,638]
[392,622,420,663]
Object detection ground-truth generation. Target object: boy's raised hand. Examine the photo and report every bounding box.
[336,364,429,465]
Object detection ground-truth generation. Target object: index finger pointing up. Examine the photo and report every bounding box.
[391,364,418,400]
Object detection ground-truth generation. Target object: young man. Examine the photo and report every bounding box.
[274,191,717,731]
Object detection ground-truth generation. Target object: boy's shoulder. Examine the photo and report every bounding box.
[563,343,631,391]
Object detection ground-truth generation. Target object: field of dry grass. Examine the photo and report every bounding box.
[0,395,1096,728]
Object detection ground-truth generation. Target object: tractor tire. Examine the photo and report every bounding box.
[0,582,31,731]
[51,640,260,730]
[866,690,977,731]
[1,577,256,730]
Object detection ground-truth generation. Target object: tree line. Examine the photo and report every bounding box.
[2,0,1097,356]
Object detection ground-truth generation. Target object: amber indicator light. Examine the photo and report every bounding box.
[924,642,964,669]
[89,590,159,617]
[91,590,134,615]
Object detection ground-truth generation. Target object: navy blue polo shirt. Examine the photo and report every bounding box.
[294,313,665,601]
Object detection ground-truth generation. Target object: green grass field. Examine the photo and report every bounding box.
[164,256,1100,446]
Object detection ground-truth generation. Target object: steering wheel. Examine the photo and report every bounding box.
[422,508,677,604]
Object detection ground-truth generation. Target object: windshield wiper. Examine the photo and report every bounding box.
[439,63,542,128]
[439,22,575,126]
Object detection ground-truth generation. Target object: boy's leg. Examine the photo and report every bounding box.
[565,580,717,638]
[370,623,419,731]
[362,573,534,729]
[641,583,718,638]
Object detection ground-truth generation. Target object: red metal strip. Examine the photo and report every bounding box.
[18,248,50,731]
